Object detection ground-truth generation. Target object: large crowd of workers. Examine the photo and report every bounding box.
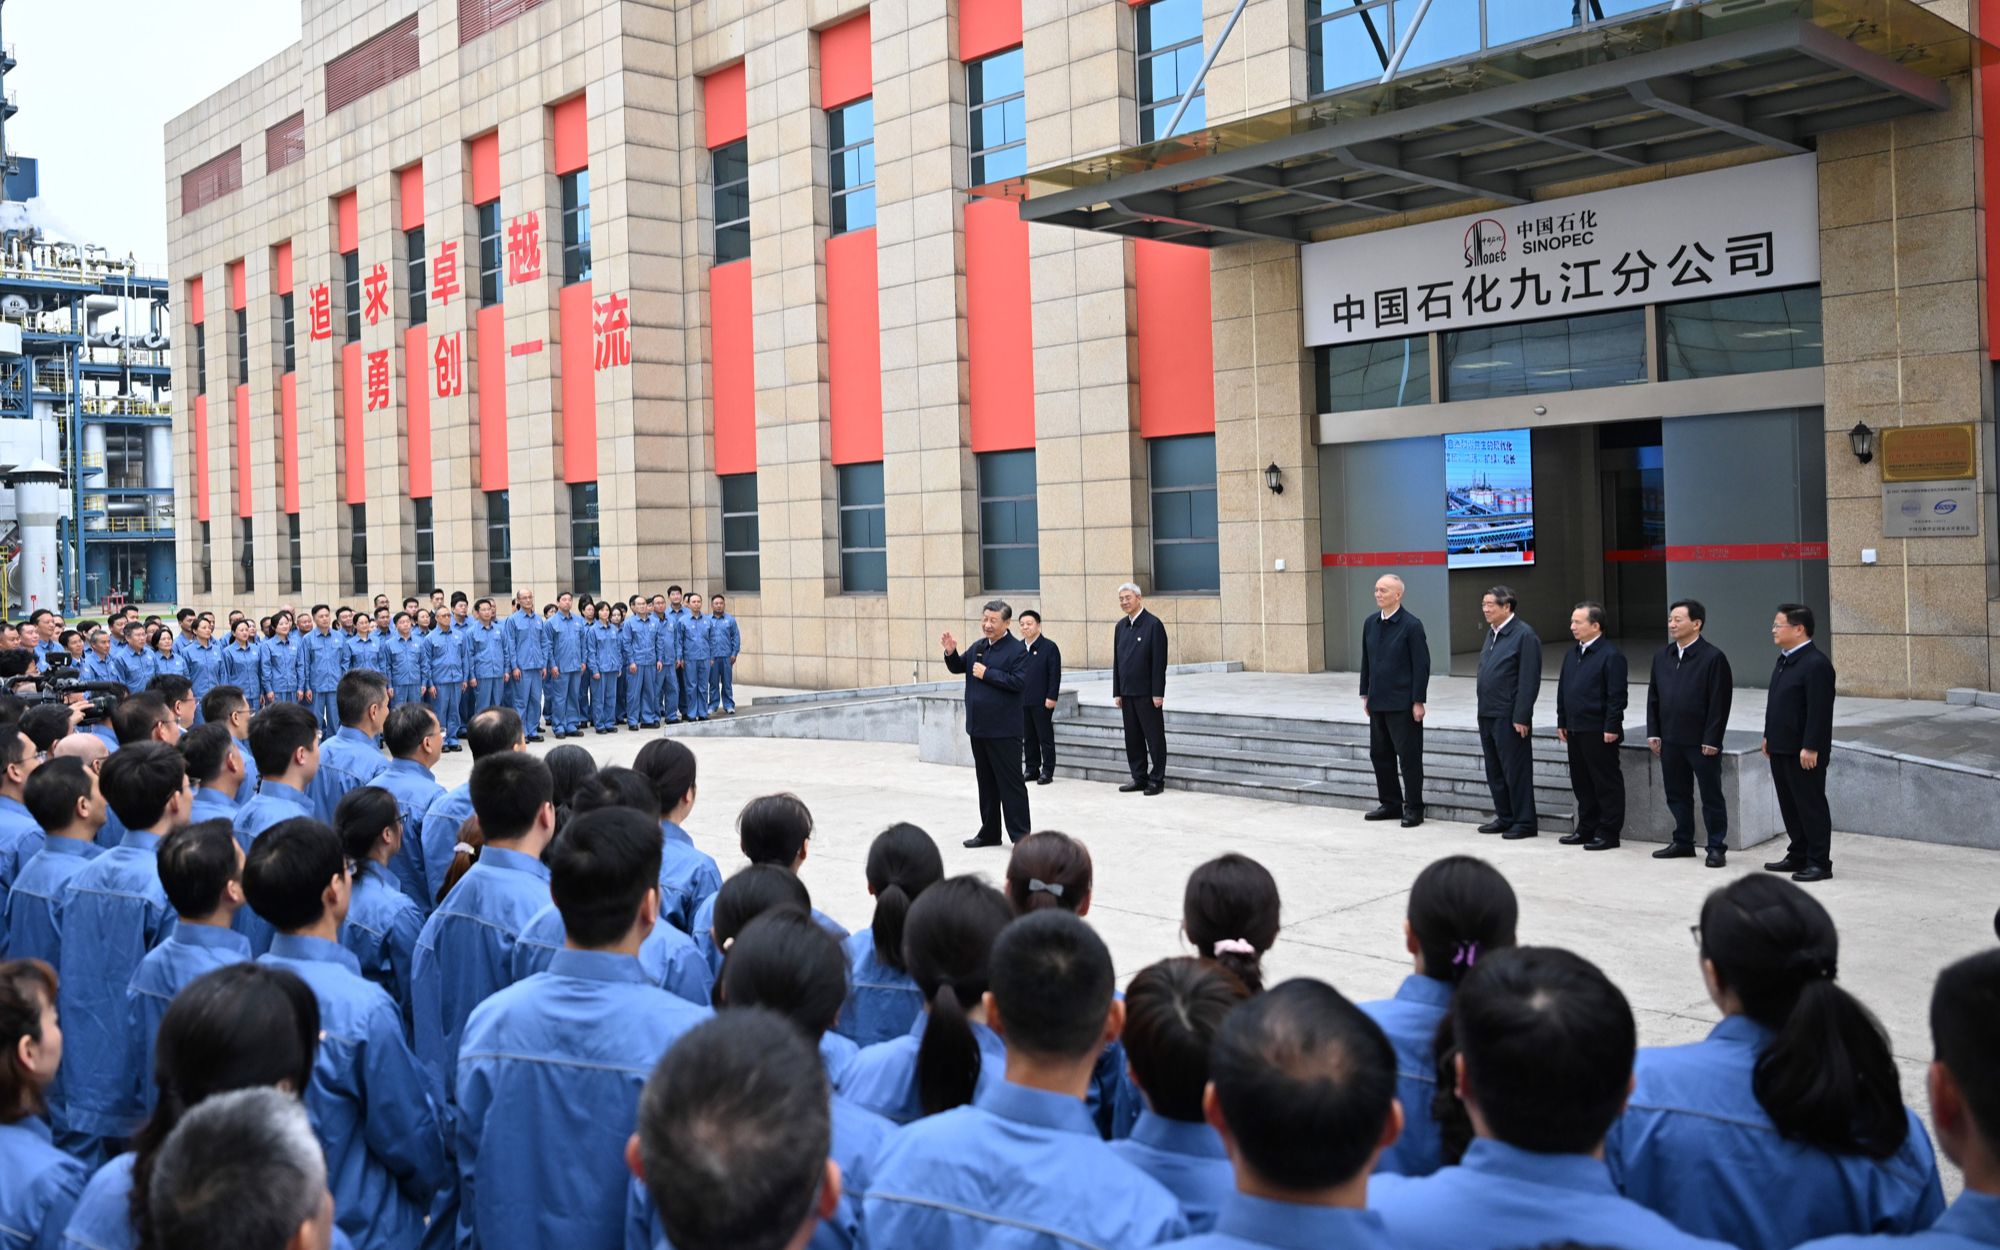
[0,661,1991,1250]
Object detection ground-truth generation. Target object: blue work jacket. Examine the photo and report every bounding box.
[588,621,625,674]
[4,838,100,967]
[309,727,389,824]
[656,822,721,935]
[218,640,265,701]
[0,1118,85,1250]
[511,905,712,1007]
[409,847,550,1103]
[417,783,473,906]
[839,1007,1008,1126]
[341,867,424,1036]
[1174,1193,1402,1250]
[372,759,444,911]
[424,625,464,684]
[834,926,925,1048]
[463,622,511,680]
[1798,1190,2000,1250]
[383,634,428,687]
[300,628,347,691]
[0,794,42,895]
[546,610,587,672]
[623,614,657,665]
[232,779,314,955]
[1109,1111,1235,1235]
[260,634,304,696]
[126,924,251,1114]
[181,638,225,701]
[501,611,546,670]
[1359,973,1454,1177]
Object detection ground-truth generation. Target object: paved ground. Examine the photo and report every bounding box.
[430,718,1995,1194]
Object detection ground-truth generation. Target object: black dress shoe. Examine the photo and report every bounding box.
[1584,836,1621,851]
[1502,827,1538,840]
[1705,848,1727,868]
[1036,776,1053,786]
[1363,806,1402,822]
[1476,820,1508,834]
[1144,784,1164,796]
[1119,782,1146,793]
[1652,844,1696,860]
[962,835,1002,848]
[1400,810,1424,828]
[1791,865,1833,883]
[1764,856,1804,873]
[1559,832,1590,845]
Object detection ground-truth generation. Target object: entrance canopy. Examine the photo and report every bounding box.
[982,0,1974,246]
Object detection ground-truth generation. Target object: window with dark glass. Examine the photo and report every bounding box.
[1148,434,1219,593]
[343,250,361,342]
[200,521,213,595]
[1442,308,1647,401]
[561,170,592,284]
[1137,0,1204,142]
[406,225,427,325]
[288,513,302,593]
[570,482,601,595]
[978,450,1039,592]
[721,472,761,593]
[828,99,876,235]
[486,488,512,594]
[413,497,435,593]
[1662,285,1822,381]
[239,517,255,594]
[478,200,503,306]
[968,49,1026,186]
[350,504,368,595]
[280,293,296,373]
[194,323,207,393]
[1317,336,1430,413]
[712,140,750,264]
[837,461,886,593]
[235,309,249,382]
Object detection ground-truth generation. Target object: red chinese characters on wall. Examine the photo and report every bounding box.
[431,241,461,306]
[308,283,333,341]
[363,263,390,326]
[365,349,391,411]
[434,332,463,398]
[506,212,542,284]
[592,292,630,371]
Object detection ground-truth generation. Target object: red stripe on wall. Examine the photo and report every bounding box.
[235,383,252,517]
[336,192,359,254]
[1322,551,1448,567]
[827,228,883,465]
[960,0,1022,62]
[553,94,589,175]
[228,262,246,311]
[711,260,756,476]
[559,282,597,483]
[342,342,365,505]
[274,242,293,295]
[406,326,432,498]
[477,303,509,490]
[966,197,1034,453]
[820,12,873,110]
[189,276,205,326]
[470,132,500,205]
[703,63,747,149]
[1135,240,1215,438]
[280,373,300,514]
[192,394,210,522]
[399,164,425,231]
[1605,543,1829,563]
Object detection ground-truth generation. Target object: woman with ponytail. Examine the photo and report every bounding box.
[1606,874,1943,1250]
[1182,853,1281,995]
[836,823,945,1046]
[839,876,1013,1125]
[1360,854,1518,1177]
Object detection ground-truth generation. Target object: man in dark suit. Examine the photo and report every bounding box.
[1556,601,1628,852]
[1474,585,1542,839]
[1019,609,1062,785]
[943,600,1031,848]
[1113,582,1169,795]
[1359,573,1430,828]
[1762,603,1836,883]
[1645,598,1734,868]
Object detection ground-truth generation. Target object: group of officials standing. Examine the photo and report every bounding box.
[1361,578,1839,881]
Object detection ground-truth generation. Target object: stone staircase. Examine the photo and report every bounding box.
[1052,705,1578,833]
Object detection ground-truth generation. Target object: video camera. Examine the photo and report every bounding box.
[5,666,125,727]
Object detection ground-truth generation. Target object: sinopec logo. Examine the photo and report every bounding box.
[1464,219,1507,268]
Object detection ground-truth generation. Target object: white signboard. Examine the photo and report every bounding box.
[1301,154,1821,347]
[1882,481,1978,538]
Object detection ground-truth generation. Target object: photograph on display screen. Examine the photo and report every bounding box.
[1445,429,1536,569]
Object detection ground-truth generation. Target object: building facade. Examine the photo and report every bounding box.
[167,0,2000,697]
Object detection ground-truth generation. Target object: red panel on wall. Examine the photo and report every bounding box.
[273,242,294,296]
[188,276,205,326]
[960,0,1022,64]
[235,383,253,517]
[192,395,210,523]
[399,164,425,231]
[966,197,1035,453]
[819,12,873,110]
[336,192,359,254]
[559,282,597,484]
[553,94,589,175]
[470,132,501,205]
[477,303,509,490]
[342,342,366,506]
[703,63,747,148]
[406,326,432,498]
[1135,239,1216,438]
[281,373,300,514]
[827,227,883,465]
[228,262,247,311]
[711,260,756,476]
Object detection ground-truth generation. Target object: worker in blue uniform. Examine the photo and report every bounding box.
[1368,946,1734,1250]
[1359,855,1519,1178]
[680,594,712,721]
[708,593,741,714]
[245,816,449,1250]
[588,607,626,733]
[422,610,465,750]
[0,727,44,915]
[334,786,424,1038]
[1174,979,1406,1250]
[464,598,513,718]
[383,614,429,709]
[232,702,321,957]
[180,616,225,716]
[834,822,943,1047]
[863,910,1188,1245]
[260,612,305,706]
[306,672,390,824]
[683,792,840,975]
[372,705,446,916]
[0,959,87,1250]
[410,750,554,1106]
[181,723,248,826]
[622,597,660,728]
[545,593,587,738]
[54,742,190,1166]
[1606,875,1944,1250]
[198,686,261,809]
[299,606,348,740]
[110,624,155,696]
[661,588,691,721]
[4,758,105,973]
[343,615,386,680]
[456,806,710,1250]
[218,620,266,709]
[500,590,548,742]
[415,708,520,912]
[650,593,682,725]
[127,819,251,1116]
[1796,949,2000,1250]
[79,629,121,686]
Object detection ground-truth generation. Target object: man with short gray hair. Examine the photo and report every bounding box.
[1113,582,1169,795]
[1361,573,1431,827]
[943,600,1031,847]
[147,1086,335,1250]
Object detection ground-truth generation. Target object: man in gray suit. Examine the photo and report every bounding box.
[1475,585,1543,839]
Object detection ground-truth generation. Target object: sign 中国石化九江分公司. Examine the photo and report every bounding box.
[1299,154,1820,348]
[1879,424,1977,482]
[1881,482,1977,539]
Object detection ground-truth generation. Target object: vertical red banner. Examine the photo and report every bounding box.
[476,303,508,491]
[406,326,432,498]
[826,228,883,465]
[235,384,252,517]
[192,395,210,523]
[342,342,365,505]
[966,197,1035,452]
[1135,240,1216,437]
[559,283,596,484]
[280,373,300,514]
[711,262,756,476]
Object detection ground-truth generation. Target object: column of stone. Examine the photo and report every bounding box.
[360,169,412,596]
[422,139,480,597]
[298,195,340,600]
[500,105,565,594]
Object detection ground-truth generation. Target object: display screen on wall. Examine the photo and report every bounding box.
[1445,429,1535,569]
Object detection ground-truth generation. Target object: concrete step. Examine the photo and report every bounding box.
[1063,704,1582,764]
[1051,730,1579,791]
[1053,720,1577,784]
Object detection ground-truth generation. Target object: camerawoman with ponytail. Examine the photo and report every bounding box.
[1605,875,1945,1250]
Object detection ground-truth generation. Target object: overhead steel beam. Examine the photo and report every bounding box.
[1628,75,1807,153]
[1480,107,1646,167]
[1110,191,1307,242]
[1794,19,1951,111]
[1334,140,1526,203]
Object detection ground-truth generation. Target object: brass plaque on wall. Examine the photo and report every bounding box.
[1880,424,1978,482]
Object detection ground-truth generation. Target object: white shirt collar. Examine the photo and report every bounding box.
[1491,613,1513,635]
[1380,607,1399,621]
[1126,612,1140,626]
[1782,639,1812,657]
[1578,634,1598,652]
[1676,636,1698,658]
